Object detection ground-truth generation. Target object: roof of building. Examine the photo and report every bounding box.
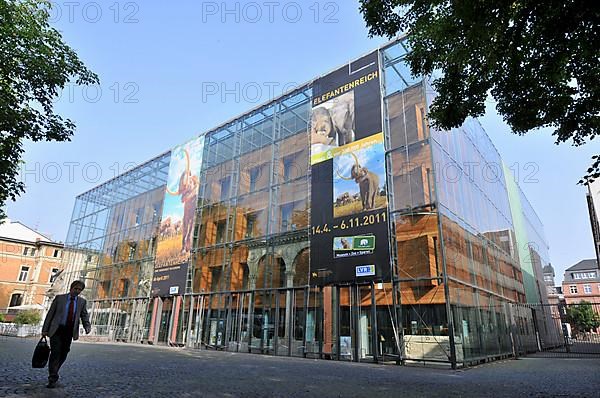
[565,259,599,272]
[0,219,55,244]
[543,264,555,275]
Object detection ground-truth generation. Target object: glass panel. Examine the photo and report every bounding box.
[388,143,434,212]
[272,178,309,234]
[202,160,236,205]
[304,287,322,357]
[357,285,374,360]
[277,128,309,183]
[275,291,288,356]
[238,145,272,196]
[394,212,440,281]
[236,191,269,239]
[338,286,352,360]
[292,247,310,287]
[375,283,398,359]
[291,289,306,357]
[385,84,428,150]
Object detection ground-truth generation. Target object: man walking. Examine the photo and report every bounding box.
[42,280,91,388]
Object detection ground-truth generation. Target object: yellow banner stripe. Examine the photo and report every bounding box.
[311,132,384,165]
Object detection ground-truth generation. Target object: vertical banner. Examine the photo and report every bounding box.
[152,135,204,296]
[310,51,391,286]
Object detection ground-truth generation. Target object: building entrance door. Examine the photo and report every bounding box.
[333,284,378,362]
[157,297,173,344]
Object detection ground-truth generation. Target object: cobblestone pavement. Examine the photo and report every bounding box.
[1,337,599,398]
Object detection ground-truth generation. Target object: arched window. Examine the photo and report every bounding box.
[293,248,310,286]
[9,293,23,307]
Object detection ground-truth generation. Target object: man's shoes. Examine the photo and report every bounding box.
[46,381,57,389]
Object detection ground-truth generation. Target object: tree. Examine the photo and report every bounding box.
[566,301,600,334]
[359,1,599,183]
[0,0,99,220]
[13,309,42,325]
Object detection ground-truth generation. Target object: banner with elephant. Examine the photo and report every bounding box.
[310,50,391,286]
[152,135,204,297]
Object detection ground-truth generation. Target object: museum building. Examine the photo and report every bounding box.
[57,38,557,368]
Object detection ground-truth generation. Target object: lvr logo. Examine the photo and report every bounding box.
[356,265,375,277]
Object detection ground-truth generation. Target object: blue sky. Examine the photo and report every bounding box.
[4,1,598,284]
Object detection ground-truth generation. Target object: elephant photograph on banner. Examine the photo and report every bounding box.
[310,91,355,158]
[333,137,387,219]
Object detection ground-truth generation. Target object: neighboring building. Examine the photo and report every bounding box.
[60,37,554,367]
[587,180,600,267]
[543,264,556,294]
[543,264,563,300]
[543,264,564,336]
[0,219,64,320]
[562,259,600,306]
[562,259,600,335]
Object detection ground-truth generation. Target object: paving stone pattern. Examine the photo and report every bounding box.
[1,337,599,397]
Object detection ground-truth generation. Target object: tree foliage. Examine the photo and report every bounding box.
[13,309,42,325]
[0,0,98,220]
[566,301,600,334]
[359,1,599,183]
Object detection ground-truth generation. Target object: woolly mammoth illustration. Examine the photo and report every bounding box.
[166,149,199,253]
[336,152,379,211]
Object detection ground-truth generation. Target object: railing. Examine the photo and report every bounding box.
[511,302,600,357]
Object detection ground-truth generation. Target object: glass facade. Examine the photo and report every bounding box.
[61,38,553,367]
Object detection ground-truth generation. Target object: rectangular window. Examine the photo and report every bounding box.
[49,268,60,283]
[281,203,294,231]
[9,293,23,307]
[152,202,161,221]
[211,268,222,291]
[128,244,136,261]
[246,213,256,238]
[100,280,111,298]
[116,211,125,230]
[216,220,227,243]
[18,266,30,282]
[53,249,61,258]
[584,284,592,294]
[119,278,130,297]
[574,272,597,279]
[569,285,578,294]
[283,155,295,182]
[149,237,157,255]
[135,208,144,226]
[23,247,36,256]
[249,167,260,192]
[220,176,231,201]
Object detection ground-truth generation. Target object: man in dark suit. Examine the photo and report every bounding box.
[42,280,91,388]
